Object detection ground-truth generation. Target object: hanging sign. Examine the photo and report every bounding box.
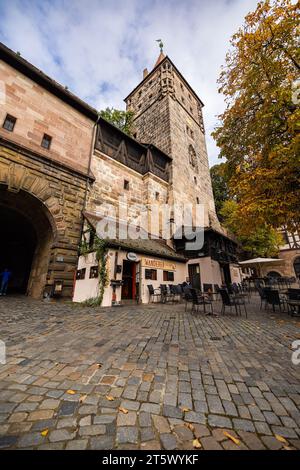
[127,252,138,262]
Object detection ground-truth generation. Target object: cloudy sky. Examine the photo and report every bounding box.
[0,0,258,165]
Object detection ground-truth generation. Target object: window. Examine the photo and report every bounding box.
[76,268,86,280]
[155,192,160,201]
[89,266,99,279]
[194,177,197,184]
[188,144,197,169]
[181,96,185,104]
[190,107,193,114]
[191,130,194,139]
[3,114,16,132]
[41,134,52,150]
[145,269,157,280]
[196,197,200,204]
[124,180,129,190]
[163,271,174,282]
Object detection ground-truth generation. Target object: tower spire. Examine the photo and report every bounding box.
[154,39,165,67]
[156,39,164,53]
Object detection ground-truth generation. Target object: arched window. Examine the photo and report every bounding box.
[188,144,197,171]
[267,271,282,278]
[294,257,300,278]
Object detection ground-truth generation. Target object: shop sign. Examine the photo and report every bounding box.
[141,257,176,271]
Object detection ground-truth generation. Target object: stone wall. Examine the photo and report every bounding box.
[125,58,220,230]
[0,60,94,175]
[87,149,169,237]
[0,143,87,298]
[260,249,300,278]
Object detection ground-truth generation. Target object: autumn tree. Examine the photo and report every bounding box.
[100,107,134,136]
[210,163,282,256]
[220,199,283,257]
[210,163,230,220]
[212,0,300,233]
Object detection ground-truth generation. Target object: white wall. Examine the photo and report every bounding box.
[188,257,223,289]
[73,249,188,306]
[230,264,242,284]
[141,261,187,304]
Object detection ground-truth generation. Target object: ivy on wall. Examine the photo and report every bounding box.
[79,228,109,307]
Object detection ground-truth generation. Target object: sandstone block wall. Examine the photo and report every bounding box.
[0,143,87,298]
[0,60,94,175]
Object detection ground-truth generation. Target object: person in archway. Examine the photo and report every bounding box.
[0,269,12,296]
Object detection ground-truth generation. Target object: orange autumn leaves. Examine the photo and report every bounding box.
[212,0,300,234]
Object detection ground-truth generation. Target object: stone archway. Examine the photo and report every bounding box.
[0,186,55,298]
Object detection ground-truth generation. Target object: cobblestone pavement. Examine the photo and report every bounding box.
[0,295,300,450]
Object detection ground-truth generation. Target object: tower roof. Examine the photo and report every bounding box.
[154,51,166,67]
[124,55,204,107]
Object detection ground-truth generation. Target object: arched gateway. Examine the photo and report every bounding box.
[0,154,88,299]
[0,186,55,298]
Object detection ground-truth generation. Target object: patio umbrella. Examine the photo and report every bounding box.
[238,257,283,277]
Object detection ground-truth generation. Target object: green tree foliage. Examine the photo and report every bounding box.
[212,0,300,232]
[220,200,283,257]
[210,163,230,220]
[100,107,135,136]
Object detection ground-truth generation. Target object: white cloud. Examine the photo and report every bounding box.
[0,0,258,165]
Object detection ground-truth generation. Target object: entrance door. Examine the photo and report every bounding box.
[222,264,232,285]
[121,260,136,300]
[188,264,201,290]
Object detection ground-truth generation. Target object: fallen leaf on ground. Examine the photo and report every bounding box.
[105,395,114,401]
[181,407,190,412]
[119,407,128,414]
[66,389,76,395]
[223,431,240,445]
[193,438,202,449]
[41,429,48,437]
[184,423,195,432]
[97,363,102,368]
[275,434,288,444]
[79,394,87,403]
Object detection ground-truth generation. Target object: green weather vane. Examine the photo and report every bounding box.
[156,39,164,53]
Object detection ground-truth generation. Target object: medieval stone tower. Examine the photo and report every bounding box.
[124,52,220,230]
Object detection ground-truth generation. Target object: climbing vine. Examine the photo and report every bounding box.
[79,228,109,307]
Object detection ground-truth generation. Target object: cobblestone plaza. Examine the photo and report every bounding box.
[0,296,299,450]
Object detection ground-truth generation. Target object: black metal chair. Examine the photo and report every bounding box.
[147,284,161,303]
[265,289,286,312]
[169,284,181,302]
[257,286,267,310]
[286,289,300,315]
[219,289,247,318]
[160,284,174,303]
[183,286,193,311]
[190,288,214,316]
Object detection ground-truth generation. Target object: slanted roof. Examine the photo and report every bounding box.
[83,211,186,262]
[0,42,99,121]
[124,55,204,107]
[154,51,166,67]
